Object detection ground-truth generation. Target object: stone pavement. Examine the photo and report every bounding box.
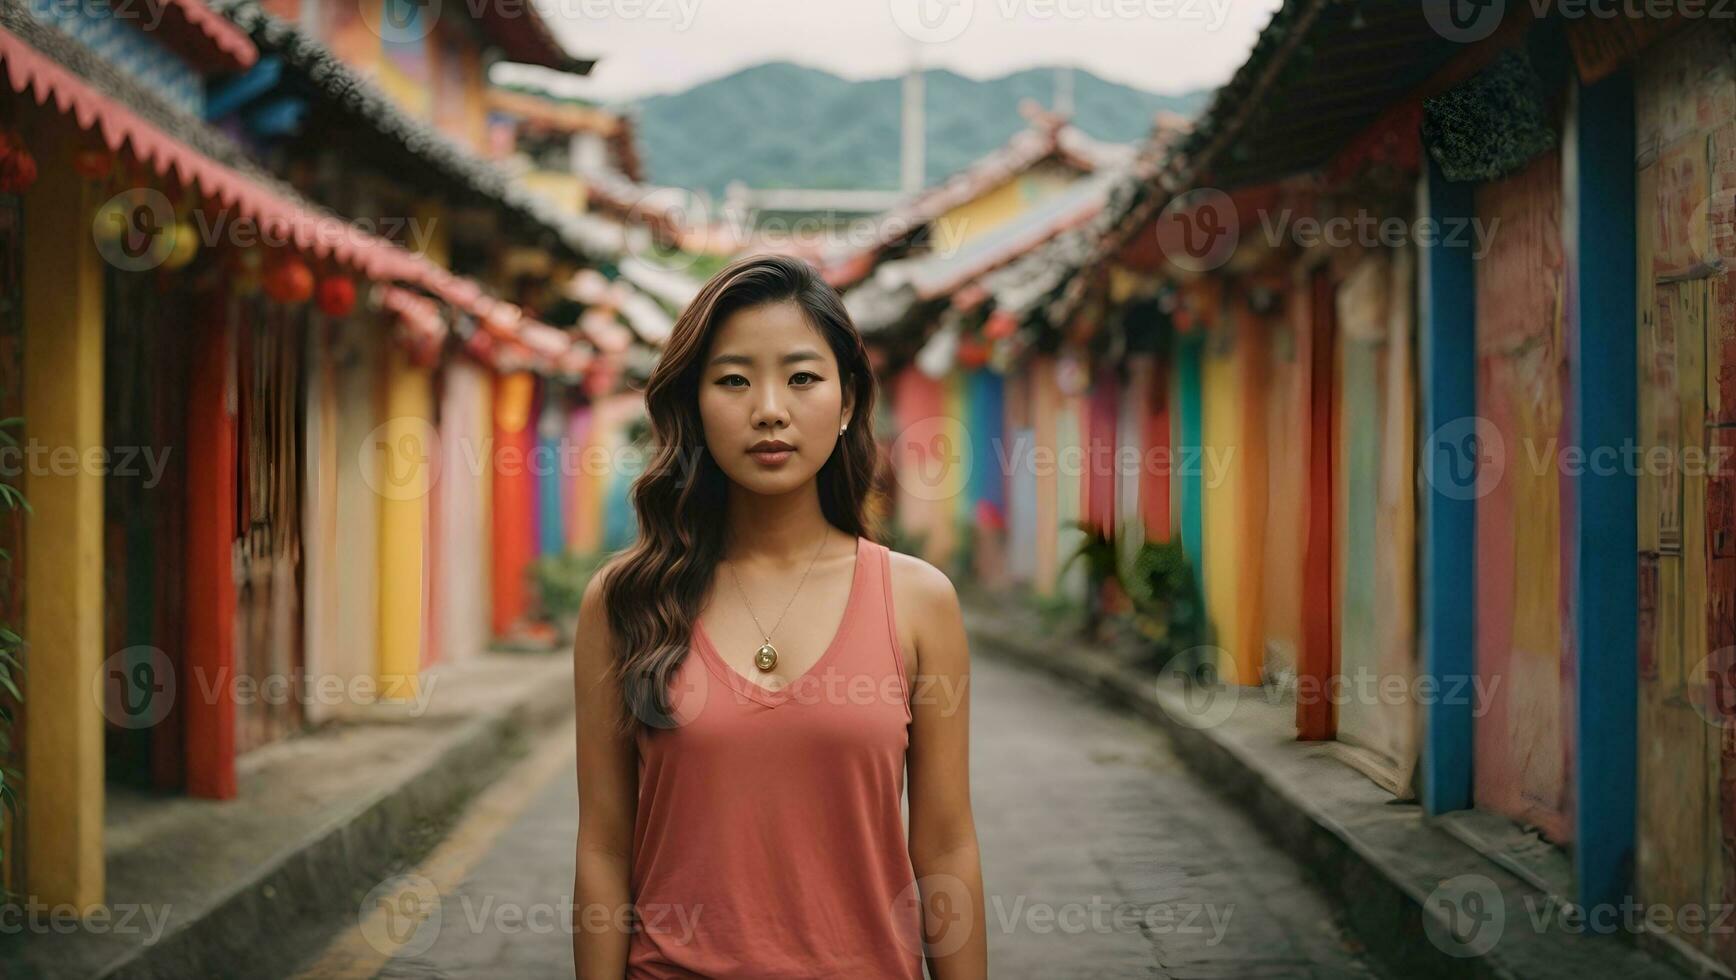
[287,654,1384,979]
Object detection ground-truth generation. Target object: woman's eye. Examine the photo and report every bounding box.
[791,372,819,386]
[717,375,748,388]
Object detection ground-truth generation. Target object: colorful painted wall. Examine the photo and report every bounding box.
[1633,20,1736,967]
[1473,145,1574,843]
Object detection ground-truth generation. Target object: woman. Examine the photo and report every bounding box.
[571,254,988,979]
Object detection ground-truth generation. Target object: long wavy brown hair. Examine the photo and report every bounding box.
[601,254,883,734]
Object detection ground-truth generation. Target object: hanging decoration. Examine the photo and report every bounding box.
[0,126,35,194]
[263,252,314,304]
[72,141,114,182]
[160,219,199,270]
[233,245,263,297]
[316,274,357,317]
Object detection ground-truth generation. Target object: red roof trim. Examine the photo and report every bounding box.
[150,0,258,73]
[0,26,584,375]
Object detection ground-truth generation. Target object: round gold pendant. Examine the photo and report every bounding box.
[753,643,778,672]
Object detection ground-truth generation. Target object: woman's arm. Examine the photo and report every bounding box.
[903,559,989,979]
[572,565,638,979]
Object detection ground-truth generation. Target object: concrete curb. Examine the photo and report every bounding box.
[964,607,1688,980]
[83,660,574,980]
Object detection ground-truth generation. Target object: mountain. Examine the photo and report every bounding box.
[621,63,1208,197]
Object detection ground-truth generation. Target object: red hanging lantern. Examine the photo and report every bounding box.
[316,275,356,317]
[0,128,37,194]
[263,253,314,304]
[72,144,113,181]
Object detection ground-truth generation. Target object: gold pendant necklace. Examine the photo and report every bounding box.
[725,529,831,672]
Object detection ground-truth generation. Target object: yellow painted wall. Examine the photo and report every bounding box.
[1201,326,1243,677]
[931,164,1081,255]
[521,170,586,218]
[378,346,432,700]
[20,118,105,908]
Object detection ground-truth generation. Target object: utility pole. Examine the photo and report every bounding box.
[901,45,925,194]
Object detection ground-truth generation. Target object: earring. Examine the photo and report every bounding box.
[840,423,848,434]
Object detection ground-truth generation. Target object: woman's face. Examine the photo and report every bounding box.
[698,299,852,496]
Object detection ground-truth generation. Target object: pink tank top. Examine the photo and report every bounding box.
[627,536,925,979]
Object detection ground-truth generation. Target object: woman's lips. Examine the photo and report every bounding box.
[749,448,793,465]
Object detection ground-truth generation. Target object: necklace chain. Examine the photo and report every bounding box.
[724,528,830,645]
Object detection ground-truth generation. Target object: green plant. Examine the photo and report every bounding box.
[1124,537,1207,669]
[1058,519,1120,588]
[1059,520,1124,640]
[0,413,25,899]
[529,550,611,625]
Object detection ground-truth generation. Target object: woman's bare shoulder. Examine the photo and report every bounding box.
[885,548,963,657]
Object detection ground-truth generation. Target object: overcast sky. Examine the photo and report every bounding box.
[500,0,1284,103]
